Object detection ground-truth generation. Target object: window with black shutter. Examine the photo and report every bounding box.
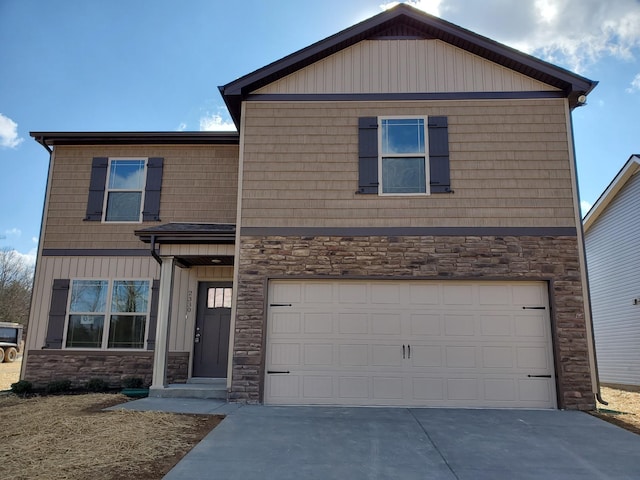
[85,157,163,222]
[357,116,450,195]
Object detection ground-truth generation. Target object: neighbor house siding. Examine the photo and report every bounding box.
[254,40,560,95]
[240,99,575,228]
[43,144,239,250]
[586,171,640,386]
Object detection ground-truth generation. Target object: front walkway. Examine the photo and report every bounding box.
[111,399,640,480]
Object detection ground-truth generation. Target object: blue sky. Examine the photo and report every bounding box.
[1,0,639,263]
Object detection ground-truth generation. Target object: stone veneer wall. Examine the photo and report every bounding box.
[232,235,594,410]
[23,351,190,388]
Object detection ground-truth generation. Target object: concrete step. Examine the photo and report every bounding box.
[149,379,228,400]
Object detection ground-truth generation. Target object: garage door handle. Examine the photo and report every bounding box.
[402,345,405,359]
[408,344,411,359]
[522,306,546,310]
[267,370,290,374]
[527,375,552,378]
[270,303,292,307]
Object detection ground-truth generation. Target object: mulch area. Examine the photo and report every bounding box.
[0,393,222,480]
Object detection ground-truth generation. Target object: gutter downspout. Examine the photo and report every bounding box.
[567,102,607,407]
[150,235,162,265]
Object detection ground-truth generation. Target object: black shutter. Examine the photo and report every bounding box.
[85,157,108,221]
[146,279,160,350]
[428,116,451,193]
[142,157,163,221]
[45,279,70,349]
[357,117,378,194]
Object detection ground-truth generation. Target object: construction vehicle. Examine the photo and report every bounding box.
[0,322,23,363]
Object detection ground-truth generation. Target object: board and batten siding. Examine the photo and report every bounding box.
[44,144,239,250]
[254,39,560,95]
[240,99,575,228]
[586,171,640,386]
[27,256,233,354]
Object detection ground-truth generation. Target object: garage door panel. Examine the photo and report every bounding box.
[371,284,401,304]
[303,376,333,399]
[372,313,402,335]
[412,377,445,400]
[304,344,333,366]
[478,285,511,305]
[409,284,440,304]
[484,378,517,401]
[271,312,301,334]
[410,314,441,336]
[303,313,333,334]
[514,314,546,337]
[265,280,556,408]
[482,346,514,368]
[269,342,300,365]
[372,344,403,367]
[479,314,513,336]
[339,344,368,366]
[339,376,369,399]
[338,313,368,334]
[444,314,475,336]
[516,346,549,369]
[339,284,368,304]
[410,345,442,367]
[373,377,404,399]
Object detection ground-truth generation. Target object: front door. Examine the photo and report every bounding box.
[192,282,232,378]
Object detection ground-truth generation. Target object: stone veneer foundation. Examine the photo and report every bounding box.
[23,351,190,388]
[232,235,595,410]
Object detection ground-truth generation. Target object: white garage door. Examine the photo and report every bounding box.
[265,280,556,408]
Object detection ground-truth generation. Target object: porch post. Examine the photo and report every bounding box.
[151,256,175,390]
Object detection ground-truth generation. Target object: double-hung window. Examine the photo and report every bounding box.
[104,159,146,222]
[65,279,150,349]
[379,117,429,195]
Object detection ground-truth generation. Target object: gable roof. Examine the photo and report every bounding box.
[583,155,640,232]
[219,3,597,127]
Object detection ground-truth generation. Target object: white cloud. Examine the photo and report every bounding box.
[381,0,443,16]
[199,112,237,132]
[581,200,593,216]
[0,113,24,149]
[31,237,38,244]
[626,73,640,93]
[397,0,640,72]
[4,228,22,237]
[14,249,37,268]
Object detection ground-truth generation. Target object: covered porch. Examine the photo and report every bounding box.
[135,223,236,399]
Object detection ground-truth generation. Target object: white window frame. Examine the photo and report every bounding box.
[63,278,152,351]
[102,157,147,223]
[378,116,430,196]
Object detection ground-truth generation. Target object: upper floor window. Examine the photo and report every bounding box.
[85,156,164,223]
[379,118,428,195]
[105,159,146,222]
[357,116,450,195]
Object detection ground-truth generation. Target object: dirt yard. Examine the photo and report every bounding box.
[0,393,221,480]
[0,356,21,391]
[594,386,640,434]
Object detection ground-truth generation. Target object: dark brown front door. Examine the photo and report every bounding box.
[192,282,232,378]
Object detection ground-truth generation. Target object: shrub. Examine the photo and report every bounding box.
[10,380,33,396]
[45,380,72,395]
[85,378,110,393]
[121,377,144,389]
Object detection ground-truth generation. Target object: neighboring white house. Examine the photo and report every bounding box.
[584,155,640,387]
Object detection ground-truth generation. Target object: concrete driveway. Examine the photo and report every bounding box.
[154,404,640,479]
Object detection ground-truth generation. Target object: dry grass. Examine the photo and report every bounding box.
[0,393,221,480]
[0,357,21,391]
[593,386,640,434]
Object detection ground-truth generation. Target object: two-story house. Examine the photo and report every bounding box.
[25,4,597,410]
